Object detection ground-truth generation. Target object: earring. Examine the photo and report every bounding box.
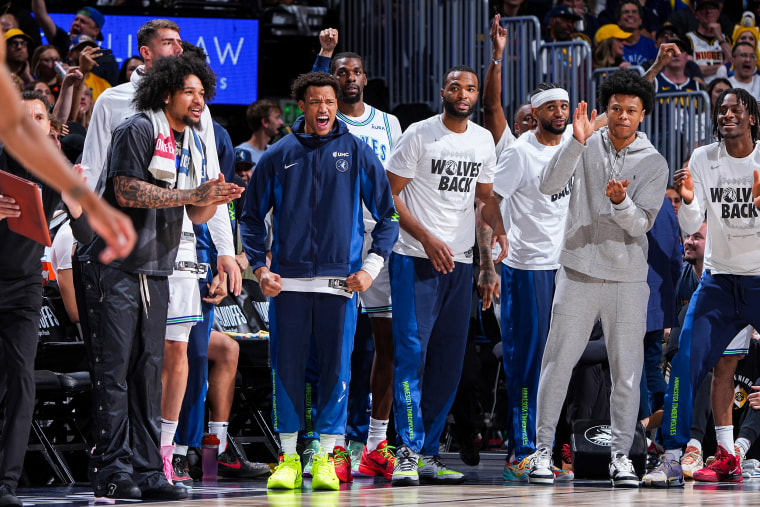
[164,99,169,104]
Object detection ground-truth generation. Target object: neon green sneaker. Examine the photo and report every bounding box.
[311,452,340,491]
[301,439,321,477]
[418,454,465,484]
[267,453,302,490]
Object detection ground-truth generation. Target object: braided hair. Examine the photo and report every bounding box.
[712,88,760,142]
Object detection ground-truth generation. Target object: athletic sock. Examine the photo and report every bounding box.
[716,425,735,455]
[161,419,178,448]
[366,418,389,452]
[175,445,188,456]
[320,434,339,454]
[664,448,683,461]
[280,432,298,456]
[736,437,751,457]
[209,421,229,456]
[686,439,702,453]
[335,435,346,449]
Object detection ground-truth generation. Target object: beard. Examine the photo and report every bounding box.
[540,116,567,135]
[182,115,201,129]
[442,97,473,119]
[340,90,362,104]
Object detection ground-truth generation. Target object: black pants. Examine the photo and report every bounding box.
[0,276,41,490]
[74,260,169,491]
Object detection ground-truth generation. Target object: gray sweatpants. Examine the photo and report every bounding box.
[535,266,648,457]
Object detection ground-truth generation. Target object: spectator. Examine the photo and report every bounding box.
[724,42,760,97]
[4,29,33,85]
[235,99,284,165]
[25,80,56,109]
[67,35,110,103]
[30,44,62,98]
[654,37,702,92]
[31,1,118,85]
[665,184,683,216]
[546,4,583,42]
[593,24,632,68]
[685,0,733,85]
[553,0,601,42]
[668,0,734,39]
[707,76,732,114]
[513,104,537,135]
[117,56,143,85]
[74,85,93,129]
[617,0,658,65]
[650,23,705,86]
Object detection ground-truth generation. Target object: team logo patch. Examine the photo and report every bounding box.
[584,424,612,446]
[336,158,349,172]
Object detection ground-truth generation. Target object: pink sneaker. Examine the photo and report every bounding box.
[161,445,175,485]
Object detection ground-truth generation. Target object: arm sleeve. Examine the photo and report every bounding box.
[539,135,585,195]
[239,153,275,272]
[610,156,669,237]
[313,55,331,73]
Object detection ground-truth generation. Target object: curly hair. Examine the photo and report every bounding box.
[599,69,655,114]
[530,82,563,98]
[133,55,216,112]
[712,88,760,143]
[291,72,340,102]
[330,52,365,74]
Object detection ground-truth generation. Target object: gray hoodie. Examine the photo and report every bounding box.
[539,127,669,282]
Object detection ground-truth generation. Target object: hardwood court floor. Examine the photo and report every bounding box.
[15,453,760,506]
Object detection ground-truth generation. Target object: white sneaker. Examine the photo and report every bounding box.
[527,447,554,484]
[610,453,639,488]
[743,459,760,479]
[681,446,703,479]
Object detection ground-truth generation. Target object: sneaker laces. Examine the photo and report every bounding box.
[560,444,573,464]
[396,450,417,472]
[333,448,350,468]
[612,454,635,474]
[530,447,552,469]
[423,455,448,470]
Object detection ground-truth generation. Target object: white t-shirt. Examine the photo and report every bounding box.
[492,126,517,261]
[494,130,573,270]
[728,75,760,100]
[679,141,760,275]
[50,222,74,274]
[387,115,496,263]
[686,31,726,85]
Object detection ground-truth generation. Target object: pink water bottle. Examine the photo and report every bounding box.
[201,433,220,480]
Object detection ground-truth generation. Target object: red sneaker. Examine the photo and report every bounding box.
[358,440,396,480]
[332,446,354,482]
[693,445,742,482]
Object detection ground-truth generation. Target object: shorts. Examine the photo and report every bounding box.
[165,271,203,341]
[723,325,754,356]
[359,262,391,318]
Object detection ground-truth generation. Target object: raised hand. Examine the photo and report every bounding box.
[606,178,630,205]
[490,14,507,59]
[573,101,597,145]
[319,28,339,57]
[673,164,694,204]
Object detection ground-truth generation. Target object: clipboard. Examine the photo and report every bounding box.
[0,169,52,246]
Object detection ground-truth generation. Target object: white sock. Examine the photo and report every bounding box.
[366,418,389,452]
[665,448,683,461]
[736,437,751,457]
[334,435,346,449]
[716,425,735,455]
[686,439,702,453]
[175,445,188,456]
[160,419,178,448]
[279,432,298,455]
[209,421,229,456]
[320,434,339,454]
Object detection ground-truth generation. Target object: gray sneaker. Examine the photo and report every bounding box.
[347,440,364,473]
[527,447,554,484]
[642,455,684,488]
[301,439,320,477]
[743,458,760,479]
[419,454,465,484]
[391,445,419,487]
[609,453,639,488]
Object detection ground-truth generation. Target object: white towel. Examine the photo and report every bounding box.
[145,109,206,190]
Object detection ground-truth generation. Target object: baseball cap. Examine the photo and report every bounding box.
[656,23,680,40]
[69,34,99,53]
[546,5,582,21]
[695,0,723,10]
[4,28,33,44]
[235,148,255,167]
[594,24,633,44]
[669,36,693,55]
[77,7,105,29]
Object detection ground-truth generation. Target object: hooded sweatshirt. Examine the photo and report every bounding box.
[240,116,399,278]
[539,127,669,282]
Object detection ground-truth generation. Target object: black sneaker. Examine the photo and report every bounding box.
[187,447,202,481]
[141,483,189,500]
[93,478,142,500]
[218,448,271,478]
[0,484,22,507]
[172,454,194,488]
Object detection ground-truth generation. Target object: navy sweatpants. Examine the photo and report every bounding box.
[389,253,472,455]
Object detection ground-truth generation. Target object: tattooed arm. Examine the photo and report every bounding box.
[113,174,243,225]
[476,194,503,310]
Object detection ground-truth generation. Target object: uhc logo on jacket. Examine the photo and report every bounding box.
[430,158,481,193]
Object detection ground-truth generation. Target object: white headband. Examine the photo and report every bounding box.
[530,88,570,109]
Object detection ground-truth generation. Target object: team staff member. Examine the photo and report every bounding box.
[74,55,241,501]
[240,72,398,492]
[386,65,507,487]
